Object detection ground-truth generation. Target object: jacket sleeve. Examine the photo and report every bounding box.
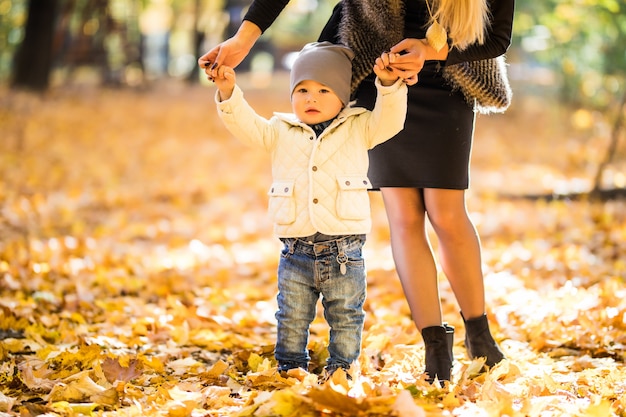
[364,78,408,149]
[446,0,515,65]
[243,0,290,33]
[215,84,277,150]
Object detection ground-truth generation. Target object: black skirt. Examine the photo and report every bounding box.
[358,61,475,190]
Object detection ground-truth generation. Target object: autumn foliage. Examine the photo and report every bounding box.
[1,75,626,416]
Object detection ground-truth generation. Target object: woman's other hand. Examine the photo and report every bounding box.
[388,38,449,85]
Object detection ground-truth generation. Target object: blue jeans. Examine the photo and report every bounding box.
[275,234,367,373]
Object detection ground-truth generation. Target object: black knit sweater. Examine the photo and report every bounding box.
[243,0,514,67]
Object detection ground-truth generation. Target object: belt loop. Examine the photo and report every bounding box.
[337,236,345,256]
[287,238,296,255]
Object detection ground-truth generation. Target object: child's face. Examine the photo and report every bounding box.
[292,80,343,125]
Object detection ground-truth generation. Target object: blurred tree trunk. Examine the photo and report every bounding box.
[11,0,59,92]
[60,0,112,84]
[591,87,626,197]
[186,0,203,83]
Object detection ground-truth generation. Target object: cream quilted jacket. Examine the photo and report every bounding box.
[215,77,407,238]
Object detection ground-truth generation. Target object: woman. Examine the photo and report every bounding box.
[199,0,514,383]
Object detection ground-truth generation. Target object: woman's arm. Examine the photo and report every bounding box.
[197,0,290,70]
[198,21,262,69]
[244,0,290,33]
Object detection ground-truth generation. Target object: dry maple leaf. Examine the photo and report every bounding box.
[102,357,142,383]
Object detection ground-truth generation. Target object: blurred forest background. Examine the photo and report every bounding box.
[2,1,626,416]
[1,0,625,194]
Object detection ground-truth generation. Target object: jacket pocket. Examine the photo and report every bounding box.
[268,180,296,225]
[336,176,372,220]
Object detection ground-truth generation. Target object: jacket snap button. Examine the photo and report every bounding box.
[345,181,351,186]
[313,198,318,204]
[363,180,368,185]
[271,188,274,193]
[284,187,289,193]
[312,166,317,171]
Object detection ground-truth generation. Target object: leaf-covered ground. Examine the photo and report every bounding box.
[1,75,626,417]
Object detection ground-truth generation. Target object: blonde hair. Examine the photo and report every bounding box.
[430,0,490,50]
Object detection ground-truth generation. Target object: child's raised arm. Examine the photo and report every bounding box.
[205,64,237,101]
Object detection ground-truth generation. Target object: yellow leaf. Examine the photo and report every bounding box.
[51,401,99,415]
[584,399,613,417]
[139,354,166,373]
[168,386,204,405]
[90,387,120,407]
[167,400,195,417]
[48,374,103,403]
[248,352,264,372]
[307,383,368,414]
[271,389,302,416]
[207,359,229,377]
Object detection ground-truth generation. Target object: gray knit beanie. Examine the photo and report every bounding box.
[290,42,355,106]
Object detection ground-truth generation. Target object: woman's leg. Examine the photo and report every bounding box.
[422,188,485,319]
[423,188,504,366]
[380,187,441,330]
[381,187,452,382]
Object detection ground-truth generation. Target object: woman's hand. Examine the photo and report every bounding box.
[197,21,262,73]
[387,38,449,85]
[197,38,251,72]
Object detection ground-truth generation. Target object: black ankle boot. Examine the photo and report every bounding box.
[422,325,453,384]
[462,313,505,367]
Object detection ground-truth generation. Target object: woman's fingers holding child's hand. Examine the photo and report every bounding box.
[374,52,393,70]
[376,51,416,84]
[215,66,234,82]
[374,55,401,86]
[373,58,389,78]
[204,65,235,83]
[375,52,397,72]
[376,51,420,85]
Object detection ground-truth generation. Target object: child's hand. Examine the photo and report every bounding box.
[205,64,236,100]
[373,52,410,86]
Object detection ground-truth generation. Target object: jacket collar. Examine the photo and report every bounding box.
[274,104,367,130]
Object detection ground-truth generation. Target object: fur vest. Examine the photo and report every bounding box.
[337,0,511,113]
[338,0,405,93]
